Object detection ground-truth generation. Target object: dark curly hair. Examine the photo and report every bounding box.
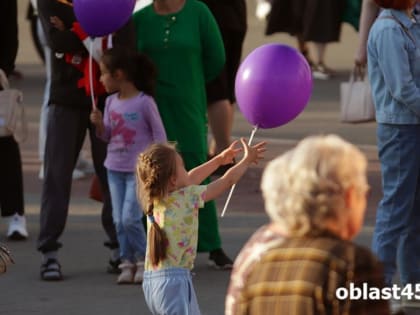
[101,47,157,97]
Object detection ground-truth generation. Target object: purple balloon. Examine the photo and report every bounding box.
[235,44,313,129]
[73,0,136,37]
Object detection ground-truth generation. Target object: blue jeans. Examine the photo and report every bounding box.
[373,124,420,285]
[143,268,201,315]
[107,170,146,262]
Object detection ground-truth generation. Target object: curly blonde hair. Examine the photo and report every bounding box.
[261,135,368,237]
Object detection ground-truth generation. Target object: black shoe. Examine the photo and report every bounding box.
[208,248,233,270]
[107,258,121,274]
[103,240,119,250]
[40,258,62,281]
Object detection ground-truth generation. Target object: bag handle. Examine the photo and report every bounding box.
[345,65,371,111]
[0,69,10,90]
[379,14,419,48]
[349,64,368,84]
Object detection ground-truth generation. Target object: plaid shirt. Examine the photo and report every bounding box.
[226,225,390,315]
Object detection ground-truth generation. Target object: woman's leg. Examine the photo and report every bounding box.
[313,42,327,65]
[312,42,334,79]
[0,136,24,218]
[0,136,28,240]
[296,34,313,66]
[373,124,420,286]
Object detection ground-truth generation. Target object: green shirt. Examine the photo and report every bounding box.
[133,0,225,154]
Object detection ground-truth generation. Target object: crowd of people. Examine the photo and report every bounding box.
[1,0,420,314]
[263,0,347,80]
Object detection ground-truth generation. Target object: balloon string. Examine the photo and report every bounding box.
[221,125,259,218]
[89,40,96,110]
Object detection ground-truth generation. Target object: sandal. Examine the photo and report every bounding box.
[40,258,63,281]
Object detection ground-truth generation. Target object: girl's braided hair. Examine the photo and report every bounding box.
[136,143,177,266]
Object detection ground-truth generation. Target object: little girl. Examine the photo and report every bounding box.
[90,47,166,284]
[137,138,266,314]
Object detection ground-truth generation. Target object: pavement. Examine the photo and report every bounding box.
[0,1,417,315]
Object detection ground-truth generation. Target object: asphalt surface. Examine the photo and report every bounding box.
[0,1,416,315]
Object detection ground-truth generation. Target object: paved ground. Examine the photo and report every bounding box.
[0,1,416,315]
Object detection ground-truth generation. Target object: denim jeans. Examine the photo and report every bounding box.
[373,124,420,285]
[143,268,201,315]
[107,170,146,262]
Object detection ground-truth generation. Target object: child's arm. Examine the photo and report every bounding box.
[188,141,242,185]
[90,107,104,133]
[203,138,266,202]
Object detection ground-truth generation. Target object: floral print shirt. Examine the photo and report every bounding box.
[145,185,206,271]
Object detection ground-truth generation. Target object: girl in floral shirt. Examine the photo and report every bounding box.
[136,138,266,315]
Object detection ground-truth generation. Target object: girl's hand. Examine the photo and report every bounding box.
[50,16,66,31]
[90,108,103,126]
[241,138,266,165]
[218,140,242,165]
[354,47,367,69]
[203,138,267,202]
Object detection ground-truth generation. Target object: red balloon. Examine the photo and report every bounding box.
[235,44,313,129]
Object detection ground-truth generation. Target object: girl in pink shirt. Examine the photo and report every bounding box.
[91,47,166,284]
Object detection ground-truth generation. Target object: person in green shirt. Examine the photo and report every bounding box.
[133,0,234,269]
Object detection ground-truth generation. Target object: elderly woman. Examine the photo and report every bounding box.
[225,135,390,315]
[368,0,420,301]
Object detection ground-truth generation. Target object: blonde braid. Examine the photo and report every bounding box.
[136,143,178,266]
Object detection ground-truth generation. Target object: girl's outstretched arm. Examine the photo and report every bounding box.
[188,140,241,185]
[203,138,266,202]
